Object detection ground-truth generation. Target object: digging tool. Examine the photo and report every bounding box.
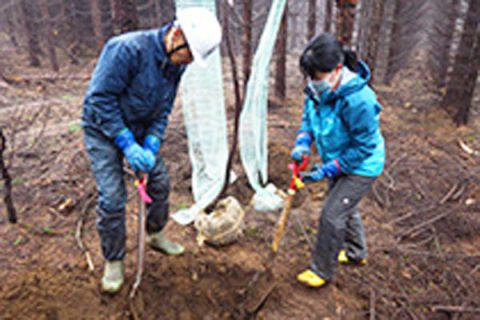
[242,156,309,314]
[272,156,310,252]
[129,173,152,299]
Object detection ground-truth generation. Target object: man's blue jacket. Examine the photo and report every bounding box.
[82,23,185,141]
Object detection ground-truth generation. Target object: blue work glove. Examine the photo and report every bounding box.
[142,135,160,172]
[290,132,312,162]
[114,129,155,173]
[299,160,342,183]
[143,135,160,156]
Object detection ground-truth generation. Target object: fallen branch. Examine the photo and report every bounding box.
[75,195,95,272]
[3,74,90,84]
[439,183,458,204]
[0,129,17,223]
[369,288,376,320]
[397,210,452,240]
[432,305,480,313]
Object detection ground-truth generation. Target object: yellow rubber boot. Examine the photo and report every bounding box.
[297,270,327,288]
[338,249,367,266]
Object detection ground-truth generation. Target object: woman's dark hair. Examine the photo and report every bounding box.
[299,33,358,78]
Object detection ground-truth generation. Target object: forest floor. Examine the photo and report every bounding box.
[0,38,479,320]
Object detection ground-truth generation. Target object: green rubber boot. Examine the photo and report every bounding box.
[147,232,185,256]
[101,260,124,294]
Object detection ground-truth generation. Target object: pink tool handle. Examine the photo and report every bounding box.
[137,178,152,204]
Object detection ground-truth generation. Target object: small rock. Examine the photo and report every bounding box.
[191,271,198,282]
[465,198,476,206]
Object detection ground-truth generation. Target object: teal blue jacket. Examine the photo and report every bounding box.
[298,61,385,177]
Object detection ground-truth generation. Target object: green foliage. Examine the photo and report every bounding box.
[13,237,22,246]
[68,123,82,134]
[244,226,258,237]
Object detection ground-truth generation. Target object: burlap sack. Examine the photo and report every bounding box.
[195,196,245,246]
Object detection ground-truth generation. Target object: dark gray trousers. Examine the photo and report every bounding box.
[311,174,376,280]
[84,127,170,261]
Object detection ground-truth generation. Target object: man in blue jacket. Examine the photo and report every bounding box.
[82,7,221,293]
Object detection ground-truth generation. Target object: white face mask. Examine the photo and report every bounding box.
[308,68,343,97]
[308,78,333,96]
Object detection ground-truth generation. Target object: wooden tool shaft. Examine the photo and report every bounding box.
[272,190,295,252]
[130,196,147,298]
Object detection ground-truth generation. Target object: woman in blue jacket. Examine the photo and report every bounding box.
[291,33,385,288]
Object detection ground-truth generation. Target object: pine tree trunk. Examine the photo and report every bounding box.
[155,0,175,26]
[20,0,41,67]
[98,0,114,42]
[137,0,155,28]
[435,0,460,88]
[442,0,480,125]
[383,0,402,84]
[61,0,81,61]
[336,0,357,46]
[324,0,333,33]
[242,0,252,93]
[364,0,384,80]
[72,0,97,50]
[307,0,316,40]
[454,28,480,125]
[4,5,19,48]
[40,0,59,71]
[112,0,139,33]
[91,0,104,49]
[274,2,288,102]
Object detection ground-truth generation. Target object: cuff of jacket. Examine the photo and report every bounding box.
[295,131,313,147]
[114,128,135,151]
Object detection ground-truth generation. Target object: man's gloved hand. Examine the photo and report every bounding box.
[291,132,312,162]
[115,129,155,172]
[142,135,160,172]
[299,160,342,183]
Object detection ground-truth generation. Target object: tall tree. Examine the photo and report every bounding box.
[154,0,175,26]
[98,0,114,42]
[274,1,288,102]
[40,0,59,71]
[335,0,357,46]
[91,0,104,49]
[428,0,460,88]
[19,0,41,67]
[71,0,96,50]
[137,0,155,28]
[364,0,385,80]
[442,0,480,125]
[307,0,316,40]
[4,3,19,49]
[61,0,80,61]
[324,0,333,33]
[383,0,427,83]
[90,0,113,49]
[112,0,139,33]
[242,0,252,93]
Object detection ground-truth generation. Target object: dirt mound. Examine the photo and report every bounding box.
[0,266,125,320]
[0,246,272,320]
